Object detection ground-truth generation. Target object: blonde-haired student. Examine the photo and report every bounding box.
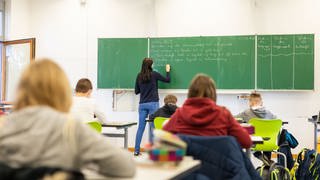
[71,78,106,124]
[235,92,277,123]
[0,59,135,177]
[163,73,252,148]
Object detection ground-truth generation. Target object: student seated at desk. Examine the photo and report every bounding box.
[149,94,178,121]
[235,92,277,161]
[163,74,252,148]
[71,78,106,124]
[234,92,276,123]
[0,59,135,178]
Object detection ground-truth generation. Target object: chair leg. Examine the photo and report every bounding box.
[272,150,287,168]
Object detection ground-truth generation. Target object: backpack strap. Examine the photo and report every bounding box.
[259,165,267,176]
[290,162,299,180]
[268,162,278,180]
[268,161,291,180]
[297,148,308,164]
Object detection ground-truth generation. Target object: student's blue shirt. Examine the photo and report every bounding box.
[135,71,170,104]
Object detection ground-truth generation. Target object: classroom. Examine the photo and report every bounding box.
[1,0,320,179]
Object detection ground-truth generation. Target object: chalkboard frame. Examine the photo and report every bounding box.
[97,34,314,91]
[256,34,314,90]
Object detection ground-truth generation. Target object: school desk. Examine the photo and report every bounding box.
[0,102,13,114]
[83,155,201,180]
[102,122,137,149]
[308,115,320,150]
[245,136,264,159]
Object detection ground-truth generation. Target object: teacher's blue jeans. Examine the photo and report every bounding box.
[134,102,159,153]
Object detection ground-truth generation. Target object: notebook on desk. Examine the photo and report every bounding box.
[235,117,244,123]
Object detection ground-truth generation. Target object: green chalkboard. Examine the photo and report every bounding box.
[257,34,314,89]
[150,36,255,89]
[97,34,314,90]
[98,38,148,88]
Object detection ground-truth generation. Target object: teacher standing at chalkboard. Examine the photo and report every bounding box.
[134,58,171,156]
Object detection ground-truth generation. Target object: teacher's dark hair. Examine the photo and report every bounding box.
[14,58,72,113]
[138,58,153,83]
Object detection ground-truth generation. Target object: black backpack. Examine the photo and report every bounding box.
[294,148,320,180]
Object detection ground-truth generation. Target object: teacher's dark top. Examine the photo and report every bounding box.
[135,71,170,104]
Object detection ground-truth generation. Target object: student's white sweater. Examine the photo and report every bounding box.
[71,96,106,124]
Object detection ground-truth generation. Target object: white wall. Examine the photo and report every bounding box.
[5,0,31,40]
[30,0,154,147]
[6,0,320,151]
[154,0,256,36]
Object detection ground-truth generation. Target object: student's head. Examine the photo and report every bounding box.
[75,78,93,96]
[249,92,262,107]
[141,58,153,71]
[187,74,217,102]
[14,58,72,113]
[164,94,177,105]
[139,58,153,82]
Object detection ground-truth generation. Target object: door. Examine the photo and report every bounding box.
[1,38,35,102]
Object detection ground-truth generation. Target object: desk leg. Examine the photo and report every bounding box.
[124,127,128,149]
[149,122,152,142]
[245,148,251,160]
[314,123,318,151]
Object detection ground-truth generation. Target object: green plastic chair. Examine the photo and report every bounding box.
[249,118,288,168]
[249,118,282,151]
[87,121,102,133]
[154,117,169,129]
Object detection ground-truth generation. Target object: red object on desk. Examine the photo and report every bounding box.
[241,124,255,135]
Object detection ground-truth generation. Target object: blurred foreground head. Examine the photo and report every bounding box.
[14,58,72,113]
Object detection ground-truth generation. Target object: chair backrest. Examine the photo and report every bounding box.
[87,121,102,133]
[154,117,169,129]
[178,135,260,179]
[249,118,282,151]
[0,162,85,180]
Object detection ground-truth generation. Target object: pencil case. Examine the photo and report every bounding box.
[148,148,185,162]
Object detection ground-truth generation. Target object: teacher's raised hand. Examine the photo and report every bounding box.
[166,64,171,72]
